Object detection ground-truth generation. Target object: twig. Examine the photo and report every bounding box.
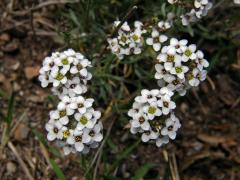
[84,117,116,176]
[93,147,103,180]
[0,20,29,33]
[8,142,34,180]
[7,0,80,16]
[168,152,180,180]
[96,5,138,62]
[206,75,216,91]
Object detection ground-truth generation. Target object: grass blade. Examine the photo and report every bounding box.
[5,89,15,126]
[133,163,157,180]
[107,139,141,174]
[49,158,66,180]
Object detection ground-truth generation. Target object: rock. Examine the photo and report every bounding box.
[14,123,30,141]
[0,33,10,43]
[6,161,16,174]
[1,40,19,53]
[24,66,40,80]
[0,73,5,82]
[11,61,20,70]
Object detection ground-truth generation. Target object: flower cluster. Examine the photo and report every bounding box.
[128,88,181,147]
[107,20,146,59]
[39,49,103,155]
[39,49,92,98]
[167,0,212,26]
[155,38,209,96]
[181,0,213,26]
[45,96,103,155]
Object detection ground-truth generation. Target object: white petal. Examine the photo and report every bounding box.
[75,142,84,152]
[153,43,161,51]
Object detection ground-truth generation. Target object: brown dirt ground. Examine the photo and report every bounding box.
[1,2,240,180]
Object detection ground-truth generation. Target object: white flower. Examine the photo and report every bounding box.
[169,59,189,79]
[167,0,178,4]
[157,46,181,71]
[154,64,168,80]
[75,112,94,130]
[169,38,188,53]
[156,136,169,147]
[181,44,197,62]
[114,21,130,32]
[83,123,103,143]
[141,130,159,142]
[195,50,209,71]
[70,96,94,114]
[146,29,168,51]
[130,126,142,134]
[70,58,91,76]
[128,102,143,119]
[38,71,51,88]
[107,38,120,53]
[45,119,63,141]
[130,114,150,131]
[234,0,240,4]
[63,145,76,155]
[161,115,181,139]
[135,89,160,103]
[65,77,88,97]
[128,42,142,55]
[143,102,162,120]
[51,66,68,87]
[158,20,171,30]
[66,129,86,152]
[157,96,176,115]
[188,68,200,86]
[50,100,74,125]
[159,87,174,98]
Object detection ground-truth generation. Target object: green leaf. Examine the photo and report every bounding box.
[133,163,157,180]
[49,159,66,180]
[107,139,141,174]
[5,89,15,126]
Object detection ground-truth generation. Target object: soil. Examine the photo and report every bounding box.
[0,1,240,180]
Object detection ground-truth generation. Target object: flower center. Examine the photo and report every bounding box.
[184,49,192,57]
[163,101,169,108]
[120,35,127,43]
[63,130,70,138]
[78,103,84,108]
[59,110,66,117]
[173,79,179,85]
[53,127,58,133]
[147,95,152,99]
[162,69,167,74]
[139,117,145,124]
[89,130,95,137]
[77,63,82,71]
[168,125,173,131]
[187,72,194,80]
[61,58,69,65]
[132,34,139,41]
[49,62,54,67]
[70,84,76,88]
[151,121,162,132]
[75,136,82,142]
[148,106,157,114]
[167,55,175,62]
[175,66,183,73]
[153,37,159,43]
[80,116,88,125]
[55,72,64,80]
